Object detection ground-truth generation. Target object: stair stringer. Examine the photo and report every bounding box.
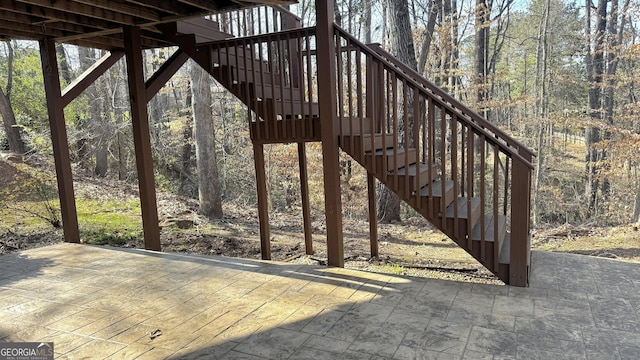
[339,139,509,281]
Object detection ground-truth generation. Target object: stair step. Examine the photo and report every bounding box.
[445,197,481,220]
[416,180,455,218]
[366,148,417,171]
[495,233,511,284]
[393,162,438,193]
[420,179,455,198]
[499,233,510,265]
[471,215,507,243]
[341,133,394,155]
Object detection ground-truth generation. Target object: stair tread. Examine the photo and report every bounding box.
[420,180,455,197]
[499,233,510,264]
[397,162,436,176]
[471,215,507,242]
[343,132,392,139]
[372,148,415,156]
[445,197,480,219]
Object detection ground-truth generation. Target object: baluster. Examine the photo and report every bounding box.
[451,114,459,239]
[402,79,409,196]
[466,130,474,249]
[480,135,486,263]
[493,145,500,270]
[413,88,421,208]
[336,34,345,147]
[391,70,399,190]
[427,98,435,220]
[440,106,447,230]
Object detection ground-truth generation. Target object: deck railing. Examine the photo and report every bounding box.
[195,5,533,285]
[202,26,319,142]
[210,5,301,38]
[332,25,533,285]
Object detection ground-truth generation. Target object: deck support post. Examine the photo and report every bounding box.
[39,37,80,243]
[510,153,532,286]
[253,143,271,260]
[367,172,378,258]
[316,0,344,267]
[123,25,161,251]
[298,143,313,254]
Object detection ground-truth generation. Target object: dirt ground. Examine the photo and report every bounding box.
[1,156,639,285]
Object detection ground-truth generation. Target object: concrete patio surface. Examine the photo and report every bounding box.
[0,243,639,359]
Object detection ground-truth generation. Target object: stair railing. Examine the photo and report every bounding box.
[210,5,302,38]
[332,25,533,285]
[202,26,319,142]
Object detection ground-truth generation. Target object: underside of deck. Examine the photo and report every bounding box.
[0,244,638,359]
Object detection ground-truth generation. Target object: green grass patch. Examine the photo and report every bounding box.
[76,198,143,246]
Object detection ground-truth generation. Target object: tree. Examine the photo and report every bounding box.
[532,0,551,226]
[376,0,418,223]
[584,0,607,215]
[0,41,25,154]
[190,61,223,218]
[475,0,491,115]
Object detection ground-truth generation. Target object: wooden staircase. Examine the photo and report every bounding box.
[160,6,534,286]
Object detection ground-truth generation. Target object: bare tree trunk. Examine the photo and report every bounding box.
[634,171,640,224]
[441,0,453,91]
[532,0,551,226]
[602,0,630,201]
[191,62,223,218]
[585,0,607,216]
[180,79,194,194]
[363,0,372,44]
[376,0,418,223]
[78,47,109,177]
[417,0,440,75]
[0,41,24,154]
[475,0,490,117]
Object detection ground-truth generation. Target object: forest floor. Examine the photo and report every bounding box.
[1,153,639,286]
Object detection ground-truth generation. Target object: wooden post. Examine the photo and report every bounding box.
[123,26,161,251]
[39,37,80,243]
[510,152,532,286]
[298,143,313,254]
[316,0,344,267]
[367,172,378,258]
[253,143,271,259]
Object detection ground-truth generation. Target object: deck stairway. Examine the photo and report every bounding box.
[160,6,534,286]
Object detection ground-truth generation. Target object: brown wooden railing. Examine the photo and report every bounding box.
[210,5,301,38]
[201,26,320,143]
[332,25,533,285]
[189,5,533,284]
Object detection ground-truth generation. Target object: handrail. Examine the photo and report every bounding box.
[332,24,535,168]
[197,26,316,47]
[368,43,536,159]
[210,5,302,38]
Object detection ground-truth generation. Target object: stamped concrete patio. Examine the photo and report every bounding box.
[0,243,639,359]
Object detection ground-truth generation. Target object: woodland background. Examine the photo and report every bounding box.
[1,0,640,244]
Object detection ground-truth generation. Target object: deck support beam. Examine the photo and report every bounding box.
[510,153,532,286]
[298,143,313,254]
[316,0,344,267]
[253,143,271,260]
[123,25,161,251]
[39,37,80,243]
[367,172,378,258]
[61,50,124,108]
